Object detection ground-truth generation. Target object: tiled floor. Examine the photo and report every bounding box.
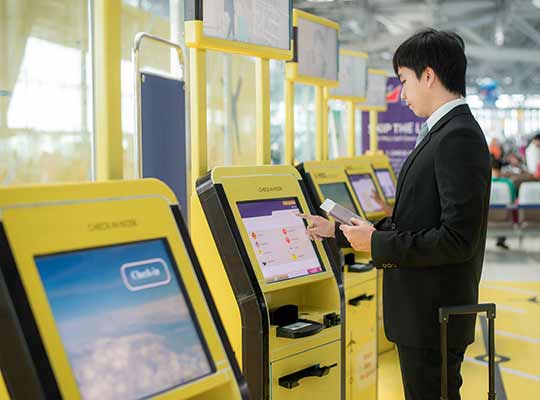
[378,237,540,399]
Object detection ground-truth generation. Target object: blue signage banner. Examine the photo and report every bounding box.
[141,72,188,220]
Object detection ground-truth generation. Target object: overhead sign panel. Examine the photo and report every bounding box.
[358,69,387,111]
[296,14,338,82]
[329,50,368,101]
[203,0,290,50]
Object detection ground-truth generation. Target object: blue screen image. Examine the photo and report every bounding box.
[35,239,214,400]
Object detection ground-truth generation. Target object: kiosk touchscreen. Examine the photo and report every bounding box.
[0,180,249,400]
[334,158,387,222]
[296,161,378,400]
[195,165,343,400]
[373,169,396,201]
[237,198,324,283]
[318,183,359,215]
[367,154,398,206]
[348,173,384,217]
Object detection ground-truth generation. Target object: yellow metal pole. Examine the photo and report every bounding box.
[285,79,295,165]
[347,101,356,157]
[322,87,329,160]
[189,47,208,190]
[369,110,378,153]
[315,85,325,161]
[255,58,270,165]
[94,0,123,180]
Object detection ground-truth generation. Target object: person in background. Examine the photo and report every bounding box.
[492,157,516,250]
[489,137,504,161]
[502,152,527,175]
[525,133,540,176]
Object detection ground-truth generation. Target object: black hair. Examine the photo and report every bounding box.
[533,133,540,142]
[393,28,467,97]
[491,156,502,171]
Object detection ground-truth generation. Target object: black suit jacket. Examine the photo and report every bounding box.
[370,104,491,348]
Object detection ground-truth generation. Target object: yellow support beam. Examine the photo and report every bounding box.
[285,79,295,165]
[369,110,378,153]
[94,0,123,180]
[315,85,326,161]
[322,87,329,160]
[255,58,270,165]
[189,47,208,190]
[347,101,356,158]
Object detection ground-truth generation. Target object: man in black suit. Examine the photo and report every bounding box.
[302,29,491,400]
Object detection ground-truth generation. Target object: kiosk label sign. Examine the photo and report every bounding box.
[297,16,338,81]
[203,0,291,50]
[329,53,367,99]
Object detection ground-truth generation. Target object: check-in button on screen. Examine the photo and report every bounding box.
[121,258,171,291]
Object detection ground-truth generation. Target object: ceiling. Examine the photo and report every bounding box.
[293,0,540,95]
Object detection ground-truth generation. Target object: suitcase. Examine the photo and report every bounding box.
[439,303,497,400]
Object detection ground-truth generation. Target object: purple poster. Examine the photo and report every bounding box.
[362,77,425,174]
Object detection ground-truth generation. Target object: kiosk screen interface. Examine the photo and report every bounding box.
[35,239,214,400]
[237,198,324,283]
[319,182,359,214]
[348,174,384,214]
[374,169,396,199]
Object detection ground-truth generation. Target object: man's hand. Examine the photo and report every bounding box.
[339,218,376,253]
[297,213,335,241]
[371,189,393,216]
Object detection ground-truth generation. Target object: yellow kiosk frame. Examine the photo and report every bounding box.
[184,0,294,191]
[285,9,340,164]
[357,69,388,155]
[296,160,378,400]
[327,50,369,158]
[0,180,249,400]
[196,165,343,400]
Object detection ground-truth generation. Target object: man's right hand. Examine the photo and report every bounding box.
[297,213,336,241]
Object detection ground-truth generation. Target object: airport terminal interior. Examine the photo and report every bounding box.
[1,0,540,399]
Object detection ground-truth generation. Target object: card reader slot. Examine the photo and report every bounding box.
[278,363,338,389]
[348,293,374,306]
[276,319,325,339]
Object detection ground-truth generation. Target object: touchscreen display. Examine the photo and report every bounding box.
[348,174,384,214]
[237,198,324,283]
[36,239,214,400]
[374,169,396,199]
[319,182,359,214]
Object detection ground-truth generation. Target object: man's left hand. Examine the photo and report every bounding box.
[339,218,376,253]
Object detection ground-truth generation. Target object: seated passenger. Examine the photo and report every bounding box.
[492,157,516,250]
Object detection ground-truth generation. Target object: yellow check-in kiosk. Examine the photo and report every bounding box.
[194,165,343,400]
[365,154,398,207]
[335,157,387,223]
[0,180,249,400]
[306,156,394,355]
[297,160,377,400]
[336,156,396,354]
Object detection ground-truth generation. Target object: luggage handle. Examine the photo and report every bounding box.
[439,303,496,400]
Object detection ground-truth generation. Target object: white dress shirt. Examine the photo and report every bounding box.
[426,97,468,131]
